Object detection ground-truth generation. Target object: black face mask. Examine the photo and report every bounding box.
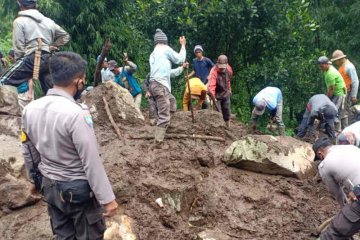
[73,81,85,100]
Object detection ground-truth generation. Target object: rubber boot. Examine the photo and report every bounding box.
[279,126,285,136]
[154,127,166,144]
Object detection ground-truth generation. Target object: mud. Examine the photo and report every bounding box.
[0,108,346,239]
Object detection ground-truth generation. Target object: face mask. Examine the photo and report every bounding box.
[73,80,85,100]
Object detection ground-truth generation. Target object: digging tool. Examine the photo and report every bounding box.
[93,38,112,87]
[185,66,195,123]
[32,38,43,99]
[120,52,130,90]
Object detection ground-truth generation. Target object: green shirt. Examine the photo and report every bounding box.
[324,65,346,96]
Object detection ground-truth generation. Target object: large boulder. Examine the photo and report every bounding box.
[223,135,316,179]
[82,82,144,126]
[0,86,20,116]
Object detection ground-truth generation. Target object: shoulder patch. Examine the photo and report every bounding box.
[84,114,93,128]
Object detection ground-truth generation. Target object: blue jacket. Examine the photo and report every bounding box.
[115,70,142,97]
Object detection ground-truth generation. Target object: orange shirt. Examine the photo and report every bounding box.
[339,60,352,92]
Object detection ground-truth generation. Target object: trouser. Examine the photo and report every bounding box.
[251,100,285,128]
[0,52,52,95]
[331,95,346,131]
[215,95,231,122]
[297,110,335,139]
[18,89,34,111]
[149,81,171,128]
[148,94,176,120]
[320,201,360,240]
[42,177,106,240]
[133,93,142,112]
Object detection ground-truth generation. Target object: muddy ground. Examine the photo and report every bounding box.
[0,108,344,239]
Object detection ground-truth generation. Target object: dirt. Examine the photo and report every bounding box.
[0,107,344,239]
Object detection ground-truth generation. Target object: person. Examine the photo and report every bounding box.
[109,57,142,112]
[187,45,214,109]
[331,50,359,126]
[182,77,207,111]
[250,87,285,136]
[98,56,114,83]
[337,121,360,147]
[149,28,186,143]
[312,137,360,239]
[297,94,338,139]
[8,50,16,65]
[0,0,70,96]
[21,52,118,239]
[143,63,188,126]
[318,56,347,131]
[188,45,214,84]
[207,54,233,127]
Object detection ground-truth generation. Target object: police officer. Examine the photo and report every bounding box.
[313,137,360,239]
[22,52,118,239]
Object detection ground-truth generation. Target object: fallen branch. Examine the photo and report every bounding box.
[129,134,225,142]
[103,97,124,143]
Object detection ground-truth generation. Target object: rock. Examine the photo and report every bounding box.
[82,81,144,126]
[0,86,20,116]
[0,135,25,178]
[0,173,38,210]
[223,135,316,179]
[104,215,136,240]
[197,229,231,240]
[0,115,21,137]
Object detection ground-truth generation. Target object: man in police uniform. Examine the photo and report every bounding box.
[313,137,360,239]
[22,52,118,239]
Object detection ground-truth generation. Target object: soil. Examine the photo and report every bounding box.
[0,108,347,240]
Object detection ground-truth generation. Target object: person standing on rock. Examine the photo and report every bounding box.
[98,56,114,83]
[207,54,233,128]
[250,87,285,136]
[296,94,338,139]
[312,137,360,239]
[110,55,142,112]
[149,28,186,143]
[143,63,188,126]
[0,0,70,97]
[21,52,118,239]
[331,50,359,125]
[337,121,360,147]
[318,56,347,132]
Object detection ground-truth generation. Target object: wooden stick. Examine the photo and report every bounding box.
[130,133,225,142]
[93,38,112,87]
[102,96,124,141]
[185,67,195,123]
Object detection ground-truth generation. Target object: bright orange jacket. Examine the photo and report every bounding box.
[339,60,352,92]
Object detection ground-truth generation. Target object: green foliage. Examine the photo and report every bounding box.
[1,0,358,130]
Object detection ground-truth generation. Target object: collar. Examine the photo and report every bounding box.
[46,88,75,101]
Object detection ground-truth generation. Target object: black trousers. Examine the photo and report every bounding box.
[42,177,106,240]
[215,95,231,122]
[321,201,360,240]
[0,52,52,94]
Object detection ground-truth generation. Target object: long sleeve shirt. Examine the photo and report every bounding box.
[208,65,233,98]
[182,77,207,111]
[149,44,186,92]
[341,121,360,147]
[13,9,70,60]
[307,94,337,118]
[319,145,360,206]
[253,87,282,111]
[22,88,115,205]
[339,60,359,98]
